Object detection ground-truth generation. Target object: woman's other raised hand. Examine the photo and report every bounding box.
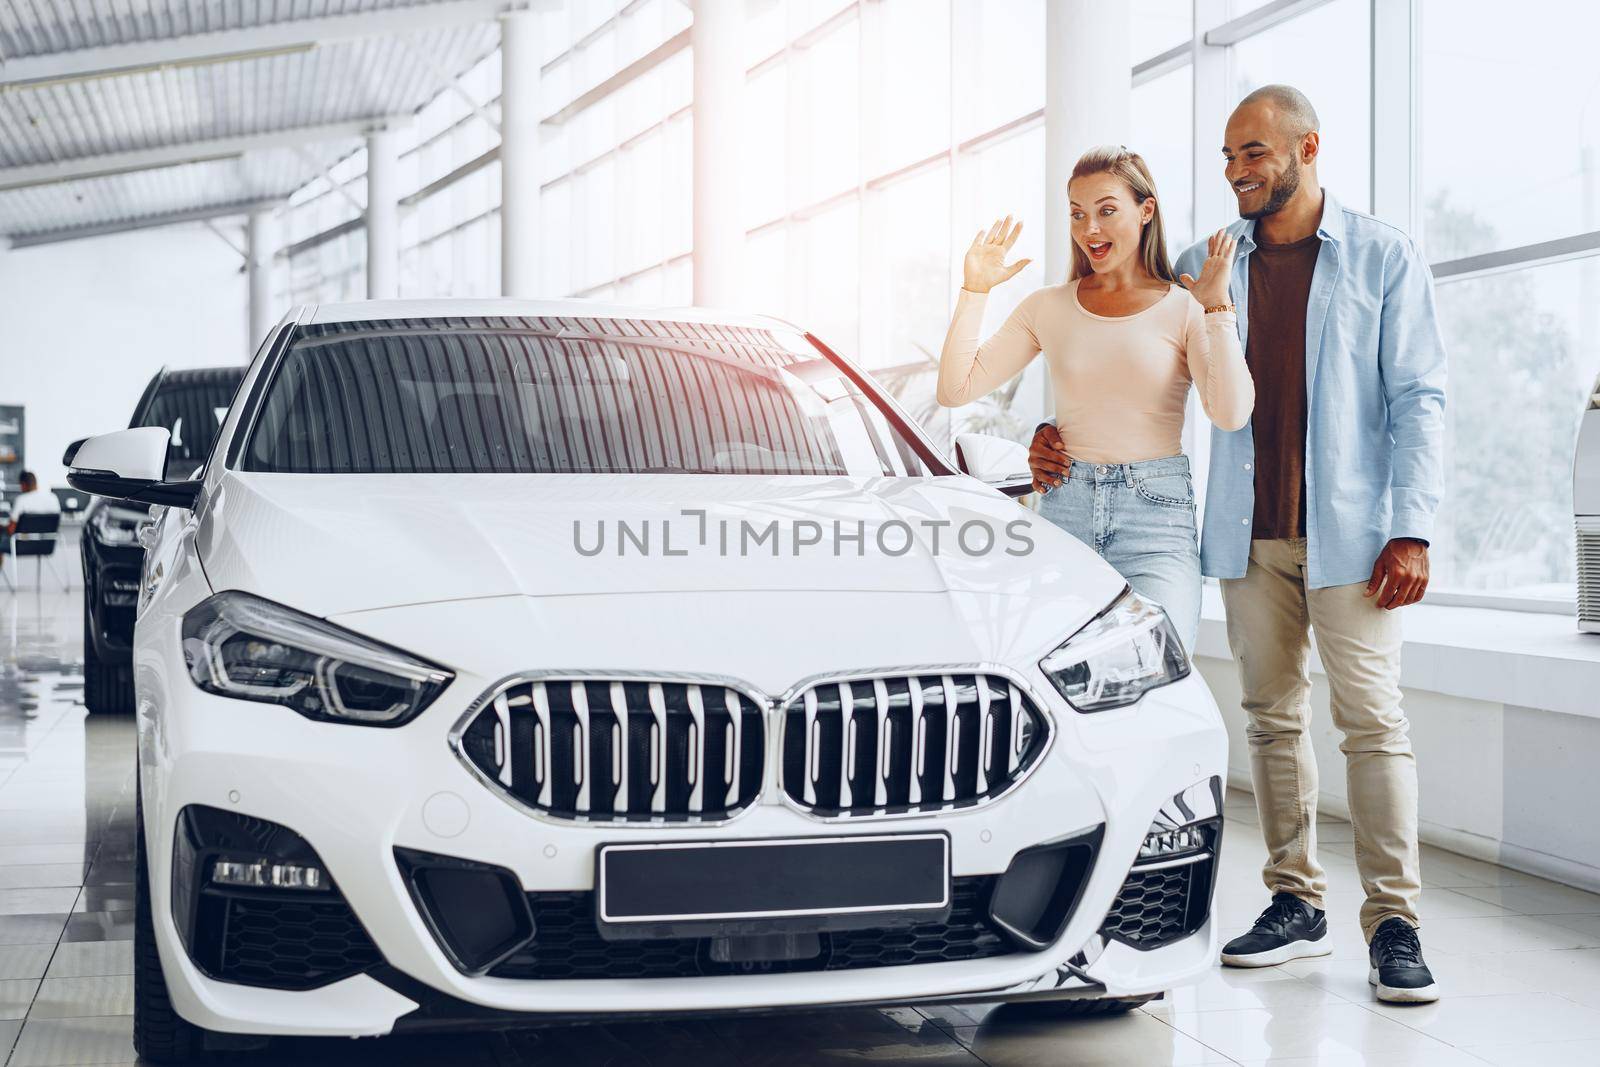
[1179,229,1239,310]
[963,216,1031,294]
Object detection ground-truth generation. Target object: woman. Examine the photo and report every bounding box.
[936,145,1252,652]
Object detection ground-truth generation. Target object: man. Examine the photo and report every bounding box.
[6,470,61,530]
[1029,85,1447,1004]
[2,470,63,576]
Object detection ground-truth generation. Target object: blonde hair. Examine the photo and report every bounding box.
[1068,146,1177,285]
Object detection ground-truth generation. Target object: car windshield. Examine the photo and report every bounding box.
[241,319,933,477]
[140,379,241,474]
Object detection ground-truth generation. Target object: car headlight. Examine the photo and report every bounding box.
[90,504,148,546]
[1038,588,1189,712]
[181,592,453,726]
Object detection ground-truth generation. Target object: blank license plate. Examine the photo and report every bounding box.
[596,834,950,934]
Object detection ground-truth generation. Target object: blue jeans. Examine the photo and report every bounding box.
[1037,455,1201,652]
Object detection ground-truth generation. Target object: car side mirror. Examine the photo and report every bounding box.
[67,427,202,509]
[953,432,1033,499]
[62,437,88,466]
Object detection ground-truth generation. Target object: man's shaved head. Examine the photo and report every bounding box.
[1236,84,1320,141]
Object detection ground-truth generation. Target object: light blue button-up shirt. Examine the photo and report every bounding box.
[1173,191,1448,589]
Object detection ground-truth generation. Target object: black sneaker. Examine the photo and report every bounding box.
[1368,917,1439,1003]
[1220,892,1332,967]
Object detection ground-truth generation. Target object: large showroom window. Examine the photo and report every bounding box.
[1131,63,1195,251]
[1225,0,1371,213]
[1419,0,1599,605]
[267,0,1595,611]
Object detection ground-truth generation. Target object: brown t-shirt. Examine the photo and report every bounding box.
[1246,232,1319,540]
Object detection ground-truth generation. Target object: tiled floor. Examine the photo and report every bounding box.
[5,589,1600,1065]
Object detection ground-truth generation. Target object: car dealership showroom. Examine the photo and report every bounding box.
[3,0,1600,1064]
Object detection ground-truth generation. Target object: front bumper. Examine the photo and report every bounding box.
[139,642,1226,1037]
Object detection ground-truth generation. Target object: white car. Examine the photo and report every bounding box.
[68,300,1227,1062]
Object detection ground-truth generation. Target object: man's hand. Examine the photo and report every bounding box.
[1364,538,1429,610]
[1029,424,1071,493]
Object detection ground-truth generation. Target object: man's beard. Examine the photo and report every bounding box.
[1239,161,1301,220]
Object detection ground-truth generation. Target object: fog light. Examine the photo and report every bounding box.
[211,859,327,891]
[1138,826,1207,861]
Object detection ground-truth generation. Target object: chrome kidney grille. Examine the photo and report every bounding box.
[455,679,767,822]
[780,673,1048,818]
[454,671,1050,823]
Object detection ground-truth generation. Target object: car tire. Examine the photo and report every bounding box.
[134,778,206,1064]
[998,994,1159,1018]
[83,611,134,716]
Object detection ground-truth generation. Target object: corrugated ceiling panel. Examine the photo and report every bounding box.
[0,24,499,168]
[0,1,511,239]
[0,0,443,59]
[0,140,355,238]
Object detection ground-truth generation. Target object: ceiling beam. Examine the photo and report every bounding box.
[401,36,501,134]
[0,0,509,88]
[541,28,688,127]
[294,145,366,214]
[202,219,248,262]
[1202,0,1337,46]
[5,198,281,249]
[0,117,397,191]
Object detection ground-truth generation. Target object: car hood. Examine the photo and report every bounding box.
[197,472,1125,618]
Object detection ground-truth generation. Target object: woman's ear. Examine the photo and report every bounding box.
[1141,196,1157,226]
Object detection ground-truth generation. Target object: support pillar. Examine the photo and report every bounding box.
[246,209,276,352]
[1187,0,1233,495]
[1043,0,1131,417]
[691,0,742,307]
[500,7,540,297]
[366,126,401,301]
[1044,0,1132,287]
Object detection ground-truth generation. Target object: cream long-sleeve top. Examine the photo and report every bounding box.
[936,279,1254,465]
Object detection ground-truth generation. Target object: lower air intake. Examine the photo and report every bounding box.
[1100,821,1220,951]
[216,896,382,990]
[488,877,1016,979]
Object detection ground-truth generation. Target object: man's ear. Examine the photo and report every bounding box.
[1300,130,1320,166]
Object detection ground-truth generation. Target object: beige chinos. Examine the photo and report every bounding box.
[1220,537,1420,941]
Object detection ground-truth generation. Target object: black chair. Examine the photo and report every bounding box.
[4,511,70,593]
[52,487,88,516]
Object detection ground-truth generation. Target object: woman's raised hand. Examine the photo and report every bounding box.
[963,216,1031,294]
[1179,229,1238,310]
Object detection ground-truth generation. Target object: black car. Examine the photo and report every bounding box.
[78,366,245,714]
